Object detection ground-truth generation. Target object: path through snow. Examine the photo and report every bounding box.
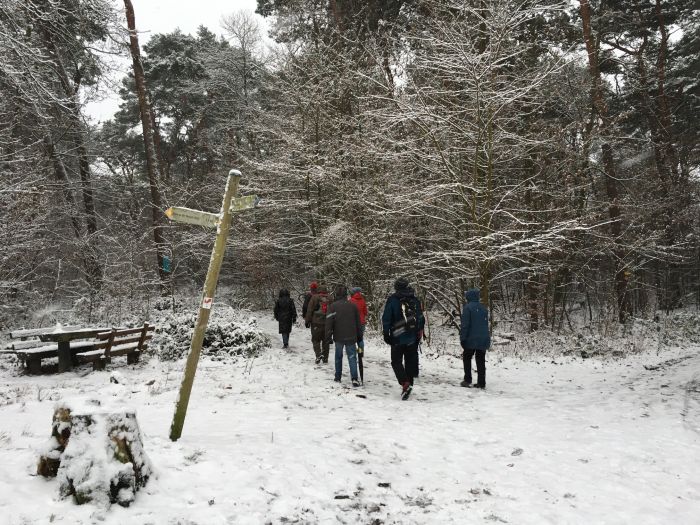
[0,313,698,524]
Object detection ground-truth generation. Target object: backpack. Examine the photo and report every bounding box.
[392,296,417,336]
[312,294,329,325]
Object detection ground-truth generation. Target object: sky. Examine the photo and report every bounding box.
[85,0,265,122]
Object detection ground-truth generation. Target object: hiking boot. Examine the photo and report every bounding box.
[473,384,485,389]
[352,379,360,388]
[334,377,341,383]
[322,357,328,363]
[401,381,411,393]
[460,380,472,388]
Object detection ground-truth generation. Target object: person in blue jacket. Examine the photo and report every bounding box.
[382,277,425,398]
[460,288,491,389]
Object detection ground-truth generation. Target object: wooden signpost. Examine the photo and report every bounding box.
[168,169,258,441]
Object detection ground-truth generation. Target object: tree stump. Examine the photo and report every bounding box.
[37,399,153,507]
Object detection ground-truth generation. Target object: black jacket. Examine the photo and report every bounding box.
[274,290,297,334]
[325,298,361,344]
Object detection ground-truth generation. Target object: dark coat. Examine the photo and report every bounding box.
[302,291,316,319]
[382,289,425,346]
[460,288,490,350]
[305,290,331,340]
[274,290,297,334]
[326,298,362,344]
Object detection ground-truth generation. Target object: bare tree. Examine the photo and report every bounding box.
[123,0,171,293]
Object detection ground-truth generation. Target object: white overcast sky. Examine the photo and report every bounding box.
[85,0,265,122]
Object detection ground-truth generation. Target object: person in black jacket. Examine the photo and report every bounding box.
[326,285,362,386]
[274,289,297,349]
[301,281,318,328]
[382,277,425,399]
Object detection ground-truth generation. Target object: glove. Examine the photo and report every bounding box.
[383,332,392,345]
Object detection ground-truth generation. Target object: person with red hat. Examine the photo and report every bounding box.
[305,284,331,363]
[302,281,318,328]
[349,287,368,354]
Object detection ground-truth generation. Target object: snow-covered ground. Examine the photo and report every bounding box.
[1,312,699,524]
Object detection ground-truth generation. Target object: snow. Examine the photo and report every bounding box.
[0,313,699,523]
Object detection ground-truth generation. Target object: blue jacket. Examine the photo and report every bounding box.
[382,290,425,346]
[460,289,490,350]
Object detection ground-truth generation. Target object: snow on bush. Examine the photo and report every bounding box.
[152,306,270,361]
[489,312,700,359]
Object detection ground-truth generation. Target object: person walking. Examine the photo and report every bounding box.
[273,289,297,349]
[349,287,368,354]
[460,288,491,389]
[301,281,318,328]
[382,277,425,400]
[304,285,331,363]
[326,285,362,387]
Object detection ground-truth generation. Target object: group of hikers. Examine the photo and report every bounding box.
[273,277,491,399]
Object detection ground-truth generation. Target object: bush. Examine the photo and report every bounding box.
[152,307,270,361]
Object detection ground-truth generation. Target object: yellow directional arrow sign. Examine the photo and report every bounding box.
[164,207,219,228]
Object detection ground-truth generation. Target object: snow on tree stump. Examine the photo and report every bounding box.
[37,398,153,507]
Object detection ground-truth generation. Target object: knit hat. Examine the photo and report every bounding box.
[310,281,318,290]
[394,277,409,291]
[350,287,362,295]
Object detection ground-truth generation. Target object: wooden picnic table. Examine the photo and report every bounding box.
[35,327,111,373]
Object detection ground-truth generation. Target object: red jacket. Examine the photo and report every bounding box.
[350,292,368,325]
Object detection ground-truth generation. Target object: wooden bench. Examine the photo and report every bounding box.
[5,327,79,374]
[75,323,154,371]
[12,340,95,375]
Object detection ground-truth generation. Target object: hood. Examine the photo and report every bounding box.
[351,291,364,300]
[465,288,480,303]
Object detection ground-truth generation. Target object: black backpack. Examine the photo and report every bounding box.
[392,296,417,336]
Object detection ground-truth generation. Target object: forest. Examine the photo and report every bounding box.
[1,0,699,332]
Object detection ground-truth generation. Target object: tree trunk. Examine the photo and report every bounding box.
[40,27,103,290]
[38,403,152,507]
[124,0,170,292]
[580,0,630,323]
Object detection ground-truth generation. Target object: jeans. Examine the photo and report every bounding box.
[334,341,359,381]
[463,348,486,387]
[282,332,290,346]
